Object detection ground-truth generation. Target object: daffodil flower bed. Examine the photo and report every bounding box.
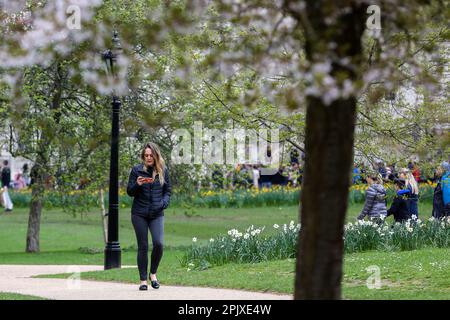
[181,216,450,270]
[9,182,437,209]
[184,183,436,208]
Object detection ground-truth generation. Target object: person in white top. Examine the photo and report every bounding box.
[252,165,260,189]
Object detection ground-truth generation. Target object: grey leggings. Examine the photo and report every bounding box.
[131,214,164,281]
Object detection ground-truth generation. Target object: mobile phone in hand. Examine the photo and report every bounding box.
[143,177,154,183]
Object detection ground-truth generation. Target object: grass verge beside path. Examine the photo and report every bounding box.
[36,247,450,300]
[0,292,47,300]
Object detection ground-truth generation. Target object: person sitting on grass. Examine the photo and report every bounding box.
[357,173,387,224]
[387,178,411,223]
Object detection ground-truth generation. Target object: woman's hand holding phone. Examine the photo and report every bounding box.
[137,176,153,185]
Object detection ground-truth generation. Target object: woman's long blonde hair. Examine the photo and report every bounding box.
[141,142,166,185]
[399,168,419,195]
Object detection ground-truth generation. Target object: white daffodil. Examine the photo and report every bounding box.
[192,237,197,242]
[273,224,279,229]
[210,238,214,242]
[244,233,250,239]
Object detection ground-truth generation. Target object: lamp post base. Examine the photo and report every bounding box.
[104,242,121,270]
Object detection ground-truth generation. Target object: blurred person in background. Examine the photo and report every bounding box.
[399,168,419,218]
[357,173,387,224]
[1,160,13,212]
[13,173,27,190]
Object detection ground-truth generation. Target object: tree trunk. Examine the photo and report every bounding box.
[100,188,108,244]
[289,0,366,299]
[25,62,63,253]
[294,97,357,299]
[26,165,45,253]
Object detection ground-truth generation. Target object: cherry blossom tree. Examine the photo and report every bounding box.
[0,0,447,298]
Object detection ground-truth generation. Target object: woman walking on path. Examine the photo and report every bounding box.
[127,142,172,291]
[357,173,387,224]
[399,168,419,218]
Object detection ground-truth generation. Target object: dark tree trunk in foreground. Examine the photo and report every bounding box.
[291,1,367,299]
[295,98,357,299]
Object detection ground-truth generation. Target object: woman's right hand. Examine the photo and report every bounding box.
[137,176,153,185]
[137,176,146,186]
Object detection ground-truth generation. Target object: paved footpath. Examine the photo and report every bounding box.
[0,265,292,300]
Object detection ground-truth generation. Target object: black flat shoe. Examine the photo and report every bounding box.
[139,284,148,291]
[150,280,160,289]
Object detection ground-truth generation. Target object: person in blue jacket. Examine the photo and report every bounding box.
[399,168,419,218]
[387,178,411,223]
[440,162,450,216]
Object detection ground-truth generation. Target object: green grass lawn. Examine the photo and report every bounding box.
[0,292,48,300]
[0,202,434,257]
[1,202,447,299]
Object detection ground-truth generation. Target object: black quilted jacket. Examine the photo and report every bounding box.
[127,164,172,217]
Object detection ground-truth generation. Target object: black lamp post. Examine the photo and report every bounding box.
[102,30,122,270]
